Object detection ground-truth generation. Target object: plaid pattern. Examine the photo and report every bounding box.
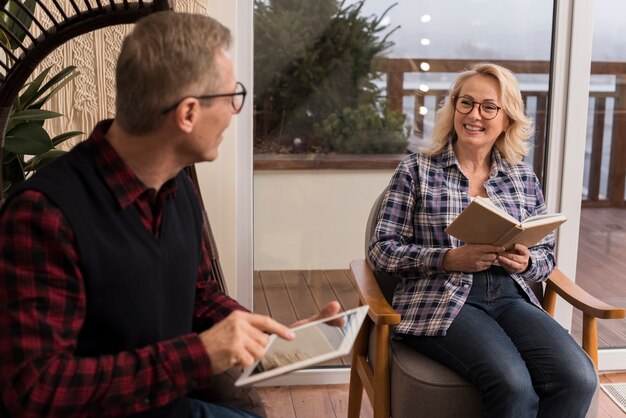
[369,142,555,337]
[0,120,244,417]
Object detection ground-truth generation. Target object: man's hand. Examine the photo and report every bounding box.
[199,311,295,375]
[290,301,342,328]
[497,244,530,274]
[443,244,505,272]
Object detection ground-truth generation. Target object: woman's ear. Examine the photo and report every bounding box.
[173,98,200,133]
[503,115,512,133]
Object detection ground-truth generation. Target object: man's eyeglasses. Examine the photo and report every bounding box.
[454,96,502,120]
[161,81,247,115]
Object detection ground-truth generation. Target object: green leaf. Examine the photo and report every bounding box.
[31,66,79,108]
[51,130,84,147]
[3,0,37,49]
[4,122,53,155]
[10,109,62,121]
[37,65,78,95]
[18,67,53,109]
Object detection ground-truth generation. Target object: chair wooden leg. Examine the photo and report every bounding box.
[348,321,368,418]
[582,313,599,369]
[372,324,391,418]
[348,359,364,418]
[542,284,557,316]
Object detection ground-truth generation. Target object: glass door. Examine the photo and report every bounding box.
[571,0,626,367]
[252,0,556,382]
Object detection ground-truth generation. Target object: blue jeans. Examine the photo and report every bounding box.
[402,268,597,418]
[187,398,264,418]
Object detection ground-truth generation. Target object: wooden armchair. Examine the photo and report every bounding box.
[347,188,625,418]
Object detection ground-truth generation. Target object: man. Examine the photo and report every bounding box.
[0,12,339,418]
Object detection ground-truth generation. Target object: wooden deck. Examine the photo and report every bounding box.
[572,207,626,347]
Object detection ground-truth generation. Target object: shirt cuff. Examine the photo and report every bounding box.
[164,333,214,393]
[518,255,541,281]
[417,247,448,275]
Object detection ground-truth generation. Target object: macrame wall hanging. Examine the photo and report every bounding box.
[34,0,209,148]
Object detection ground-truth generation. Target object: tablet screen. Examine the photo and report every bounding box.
[236,305,369,385]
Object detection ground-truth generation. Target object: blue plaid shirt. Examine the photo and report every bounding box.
[368,142,555,336]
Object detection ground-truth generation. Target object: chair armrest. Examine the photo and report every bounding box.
[545,268,625,319]
[350,260,401,325]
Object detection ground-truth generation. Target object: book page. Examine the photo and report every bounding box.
[522,213,566,227]
[500,218,566,248]
[474,196,519,223]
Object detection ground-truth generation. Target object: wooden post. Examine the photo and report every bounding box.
[533,94,548,183]
[387,71,403,114]
[588,96,606,202]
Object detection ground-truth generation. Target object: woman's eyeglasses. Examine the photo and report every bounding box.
[454,96,501,120]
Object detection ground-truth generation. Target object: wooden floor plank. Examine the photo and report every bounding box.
[257,386,296,418]
[324,270,360,310]
[325,384,350,418]
[259,271,297,325]
[576,207,626,348]
[326,384,374,418]
[289,385,336,418]
[258,378,626,418]
[599,373,626,417]
[303,270,341,310]
[283,270,319,320]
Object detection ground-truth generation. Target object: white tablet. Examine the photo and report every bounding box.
[235,305,369,386]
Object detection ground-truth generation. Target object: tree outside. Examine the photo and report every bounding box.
[253,0,409,155]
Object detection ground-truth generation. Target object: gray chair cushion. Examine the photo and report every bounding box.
[389,340,482,418]
[368,333,599,418]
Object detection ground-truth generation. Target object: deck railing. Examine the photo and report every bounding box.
[375,58,626,208]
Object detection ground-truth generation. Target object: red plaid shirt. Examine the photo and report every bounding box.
[0,120,244,417]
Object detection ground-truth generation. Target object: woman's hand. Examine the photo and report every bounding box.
[497,244,531,274]
[443,244,505,272]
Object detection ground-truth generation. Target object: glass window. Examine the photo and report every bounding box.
[253,0,556,374]
[572,0,626,350]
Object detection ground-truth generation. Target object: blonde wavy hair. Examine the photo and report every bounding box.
[422,63,533,164]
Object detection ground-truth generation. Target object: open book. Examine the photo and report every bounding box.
[444,196,566,249]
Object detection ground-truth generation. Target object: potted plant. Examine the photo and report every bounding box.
[1,0,82,193]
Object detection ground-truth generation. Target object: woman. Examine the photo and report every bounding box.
[369,63,597,418]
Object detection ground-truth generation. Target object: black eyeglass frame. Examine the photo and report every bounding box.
[453,95,502,120]
[161,81,247,115]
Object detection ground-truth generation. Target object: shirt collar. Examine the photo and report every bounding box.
[439,139,458,169]
[89,119,178,210]
[489,146,512,177]
[440,137,511,177]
